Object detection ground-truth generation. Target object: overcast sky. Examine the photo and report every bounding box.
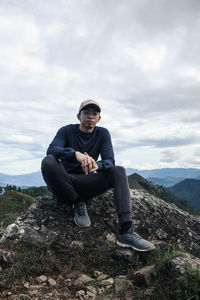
[1,0,200,175]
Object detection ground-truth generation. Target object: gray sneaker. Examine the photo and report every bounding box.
[117,228,155,252]
[72,201,91,227]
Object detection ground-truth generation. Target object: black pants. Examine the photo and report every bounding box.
[41,155,132,225]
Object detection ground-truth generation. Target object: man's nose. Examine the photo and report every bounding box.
[88,112,95,117]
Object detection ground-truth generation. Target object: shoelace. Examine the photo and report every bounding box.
[78,202,86,216]
[127,229,142,240]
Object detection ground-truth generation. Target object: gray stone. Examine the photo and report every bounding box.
[133,265,155,285]
[0,190,200,259]
[36,275,48,283]
[13,295,31,300]
[114,276,133,296]
[115,248,136,262]
[75,290,85,298]
[86,285,97,294]
[169,253,200,275]
[106,232,116,243]
[48,278,57,286]
[70,240,84,249]
[101,278,114,286]
[97,273,109,281]
[74,274,93,286]
[93,270,103,278]
[23,282,30,288]
[0,249,14,264]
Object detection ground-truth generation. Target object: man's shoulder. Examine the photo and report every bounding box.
[95,126,110,133]
[59,124,78,132]
[95,126,111,140]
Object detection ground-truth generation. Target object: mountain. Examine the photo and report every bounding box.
[126,168,200,187]
[168,179,200,210]
[1,167,200,188]
[128,173,200,215]
[0,171,45,187]
[147,176,186,187]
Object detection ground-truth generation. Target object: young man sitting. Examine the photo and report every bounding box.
[41,99,155,252]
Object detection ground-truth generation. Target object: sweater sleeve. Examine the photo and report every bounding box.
[96,129,115,172]
[47,127,76,161]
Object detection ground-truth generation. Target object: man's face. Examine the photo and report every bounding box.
[77,105,101,132]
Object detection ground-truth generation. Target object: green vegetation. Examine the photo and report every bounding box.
[168,178,200,210]
[0,191,34,228]
[0,240,199,299]
[21,186,51,198]
[128,173,200,216]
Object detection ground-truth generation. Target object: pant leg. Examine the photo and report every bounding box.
[41,156,131,224]
[41,155,79,204]
[73,166,132,224]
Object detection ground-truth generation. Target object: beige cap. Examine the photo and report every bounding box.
[79,99,101,113]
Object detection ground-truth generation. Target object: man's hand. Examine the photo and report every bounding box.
[75,151,98,175]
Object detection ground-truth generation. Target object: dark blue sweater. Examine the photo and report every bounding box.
[47,124,115,174]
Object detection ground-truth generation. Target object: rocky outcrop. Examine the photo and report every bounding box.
[0,189,200,258]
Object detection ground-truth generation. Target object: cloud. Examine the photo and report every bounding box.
[160,150,181,163]
[1,0,200,174]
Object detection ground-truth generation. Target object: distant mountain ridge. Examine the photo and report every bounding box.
[126,167,200,187]
[0,172,45,187]
[168,178,200,210]
[128,173,200,215]
[1,167,200,187]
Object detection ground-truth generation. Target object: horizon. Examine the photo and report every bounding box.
[1,166,200,176]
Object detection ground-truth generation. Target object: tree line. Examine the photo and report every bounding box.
[0,185,51,197]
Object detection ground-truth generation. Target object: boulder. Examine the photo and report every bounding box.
[0,189,200,258]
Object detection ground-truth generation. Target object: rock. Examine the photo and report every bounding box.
[24,282,30,288]
[106,232,116,243]
[0,249,14,264]
[68,270,81,279]
[70,240,84,249]
[48,278,57,286]
[114,276,133,297]
[29,285,41,289]
[75,290,85,298]
[0,190,200,259]
[96,273,109,281]
[29,289,38,296]
[115,248,136,262]
[74,274,93,286]
[133,265,155,286]
[93,270,103,278]
[36,275,48,283]
[101,278,114,286]
[86,291,96,299]
[86,285,97,294]
[12,295,31,300]
[169,253,200,275]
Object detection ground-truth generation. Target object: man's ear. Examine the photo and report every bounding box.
[77,113,81,121]
[97,115,101,123]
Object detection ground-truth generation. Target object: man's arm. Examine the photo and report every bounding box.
[47,127,76,161]
[47,127,98,175]
[96,129,115,172]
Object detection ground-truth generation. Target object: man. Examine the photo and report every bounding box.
[41,100,155,252]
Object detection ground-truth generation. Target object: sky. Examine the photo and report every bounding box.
[1,0,200,175]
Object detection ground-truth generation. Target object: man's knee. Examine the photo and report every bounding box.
[109,166,126,177]
[41,155,57,173]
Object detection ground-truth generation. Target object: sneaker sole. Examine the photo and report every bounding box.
[74,217,91,228]
[117,240,155,252]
